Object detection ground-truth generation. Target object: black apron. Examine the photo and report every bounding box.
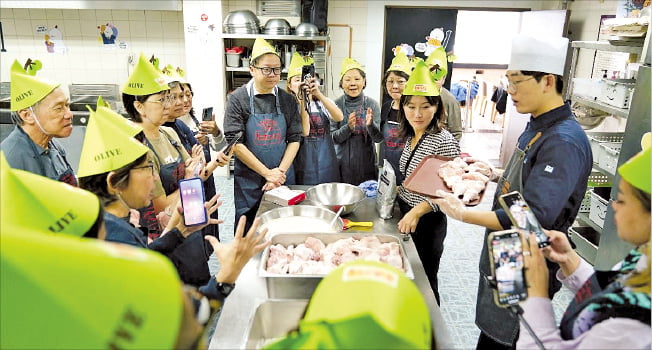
[381,117,405,185]
[234,85,295,219]
[294,101,338,185]
[339,96,377,185]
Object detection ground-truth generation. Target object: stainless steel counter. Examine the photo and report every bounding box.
[210,187,453,349]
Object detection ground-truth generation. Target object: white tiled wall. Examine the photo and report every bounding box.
[0,8,185,88]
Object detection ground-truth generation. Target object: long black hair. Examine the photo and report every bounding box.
[397,95,445,139]
[78,153,149,207]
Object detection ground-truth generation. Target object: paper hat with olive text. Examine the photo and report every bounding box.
[618,132,651,194]
[77,107,149,178]
[265,261,431,349]
[251,37,280,62]
[0,227,183,349]
[339,57,364,80]
[94,96,142,137]
[386,52,412,76]
[424,46,449,81]
[0,152,100,237]
[122,53,170,96]
[508,35,569,76]
[402,61,440,97]
[10,59,60,111]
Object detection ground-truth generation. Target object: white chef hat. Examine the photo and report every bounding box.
[507,35,569,76]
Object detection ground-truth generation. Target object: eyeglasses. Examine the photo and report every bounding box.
[253,66,282,76]
[144,97,169,106]
[506,77,535,93]
[131,162,155,176]
[386,79,406,87]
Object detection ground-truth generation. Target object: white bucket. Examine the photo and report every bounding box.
[226,53,241,67]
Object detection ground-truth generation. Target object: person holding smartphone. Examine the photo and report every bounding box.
[331,57,383,186]
[223,38,303,233]
[380,52,411,185]
[518,140,651,349]
[396,61,460,304]
[433,35,593,349]
[286,52,344,185]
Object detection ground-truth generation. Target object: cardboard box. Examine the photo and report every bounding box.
[263,186,306,206]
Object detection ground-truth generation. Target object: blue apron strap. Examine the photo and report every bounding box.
[274,86,281,115]
[249,83,256,115]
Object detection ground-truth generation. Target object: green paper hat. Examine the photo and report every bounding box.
[122,53,170,96]
[287,52,306,79]
[340,57,364,80]
[163,63,187,84]
[0,228,183,349]
[24,59,43,76]
[77,108,149,177]
[0,152,100,237]
[94,96,142,137]
[618,132,651,194]
[386,52,412,76]
[10,59,60,111]
[266,261,431,349]
[403,61,440,96]
[251,37,280,62]
[424,47,448,81]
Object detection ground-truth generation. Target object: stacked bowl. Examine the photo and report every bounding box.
[223,10,260,34]
[263,19,292,35]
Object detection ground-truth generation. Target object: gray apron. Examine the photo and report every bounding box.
[475,131,542,345]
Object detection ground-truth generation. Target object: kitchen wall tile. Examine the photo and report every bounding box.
[145,10,162,22]
[28,9,46,20]
[130,21,147,38]
[348,9,367,25]
[62,10,79,20]
[349,0,367,8]
[29,20,46,34]
[1,8,13,20]
[2,19,16,36]
[163,21,182,39]
[46,9,64,20]
[350,24,366,42]
[79,10,96,20]
[129,10,146,21]
[80,20,99,38]
[95,10,113,22]
[146,21,164,39]
[162,11,180,22]
[113,20,130,37]
[329,0,350,8]
[327,7,350,24]
[63,20,81,37]
[12,8,29,20]
[112,10,129,21]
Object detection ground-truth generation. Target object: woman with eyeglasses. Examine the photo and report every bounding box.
[223,38,302,233]
[331,57,383,186]
[380,53,411,185]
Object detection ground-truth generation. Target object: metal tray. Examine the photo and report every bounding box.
[258,205,344,235]
[259,233,414,299]
[245,299,308,349]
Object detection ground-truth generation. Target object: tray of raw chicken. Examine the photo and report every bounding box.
[403,156,492,206]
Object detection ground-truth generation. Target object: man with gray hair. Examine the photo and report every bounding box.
[1,60,77,186]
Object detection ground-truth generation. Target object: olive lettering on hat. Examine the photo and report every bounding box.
[15,90,34,102]
[94,148,122,162]
[48,210,77,233]
[127,82,144,89]
[107,307,144,349]
[414,84,427,93]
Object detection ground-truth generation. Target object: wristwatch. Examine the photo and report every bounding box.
[216,282,235,297]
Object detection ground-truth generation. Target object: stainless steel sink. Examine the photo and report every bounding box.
[245,299,308,349]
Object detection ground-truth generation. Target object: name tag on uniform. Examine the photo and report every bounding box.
[544,165,554,173]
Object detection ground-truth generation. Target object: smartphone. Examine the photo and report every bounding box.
[221,133,241,155]
[202,107,213,122]
[498,191,550,248]
[178,178,208,226]
[301,64,315,83]
[488,229,528,307]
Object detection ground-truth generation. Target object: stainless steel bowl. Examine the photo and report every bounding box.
[223,10,260,34]
[294,22,319,36]
[306,183,366,215]
[258,205,344,234]
[264,18,291,34]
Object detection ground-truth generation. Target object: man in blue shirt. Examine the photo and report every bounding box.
[435,35,592,349]
[1,60,77,186]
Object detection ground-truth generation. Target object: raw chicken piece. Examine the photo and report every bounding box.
[443,175,462,189]
[450,157,469,169]
[359,236,382,249]
[330,237,357,255]
[294,244,319,261]
[465,162,492,177]
[462,180,485,204]
[438,166,465,178]
[287,259,305,274]
[266,261,289,274]
[305,236,325,253]
[382,253,403,270]
[462,171,489,184]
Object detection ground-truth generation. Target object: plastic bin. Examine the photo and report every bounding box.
[569,226,599,264]
[598,142,622,175]
[580,172,611,213]
[225,52,241,67]
[588,187,611,228]
[586,132,624,164]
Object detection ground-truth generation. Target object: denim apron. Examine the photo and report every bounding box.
[381,117,405,185]
[21,126,78,186]
[475,132,542,345]
[234,85,294,219]
[294,101,338,185]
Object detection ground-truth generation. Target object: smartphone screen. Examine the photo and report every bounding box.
[302,64,315,83]
[178,178,208,226]
[202,107,213,122]
[499,191,550,248]
[489,230,528,306]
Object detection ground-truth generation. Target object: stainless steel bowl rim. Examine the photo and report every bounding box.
[305,183,366,215]
[264,18,291,29]
[294,22,319,36]
[258,205,344,231]
[223,10,260,26]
